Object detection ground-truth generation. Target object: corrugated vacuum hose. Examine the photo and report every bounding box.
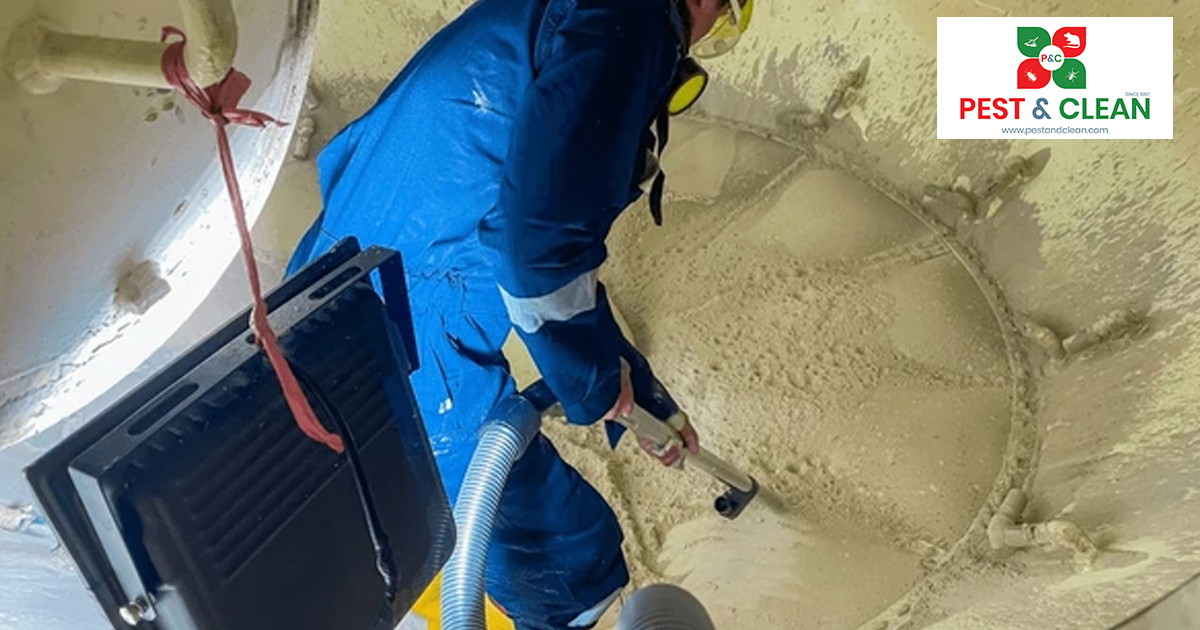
[615,584,717,630]
[440,386,549,630]
[440,379,765,630]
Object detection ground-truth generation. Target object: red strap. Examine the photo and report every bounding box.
[161,27,345,453]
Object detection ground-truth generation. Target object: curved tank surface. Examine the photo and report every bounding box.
[2,0,1198,629]
[0,0,315,626]
[0,0,316,448]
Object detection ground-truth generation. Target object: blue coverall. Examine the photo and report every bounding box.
[285,0,687,627]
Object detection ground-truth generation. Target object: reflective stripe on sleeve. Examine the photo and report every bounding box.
[498,268,599,334]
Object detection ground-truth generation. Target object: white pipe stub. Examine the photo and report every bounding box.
[3,0,237,94]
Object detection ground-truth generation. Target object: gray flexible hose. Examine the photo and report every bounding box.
[440,392,542,630]
[616,584,716,630]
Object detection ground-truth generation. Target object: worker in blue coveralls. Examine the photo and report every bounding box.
[286,0,753,627]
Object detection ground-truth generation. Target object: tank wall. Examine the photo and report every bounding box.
[0,0,316,444]
[692,2,1200,628]
[154,1,1200,628]
[0,0,316,619]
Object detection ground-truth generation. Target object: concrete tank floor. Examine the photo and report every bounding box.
[502,118,1017,629]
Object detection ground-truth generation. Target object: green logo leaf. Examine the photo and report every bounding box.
[1018,27,1050,57]
[1053,59,1086,89]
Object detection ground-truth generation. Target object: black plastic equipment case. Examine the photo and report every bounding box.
[25,238,454,630]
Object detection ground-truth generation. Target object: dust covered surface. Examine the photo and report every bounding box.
[682,0,1200,625]
[171,0,1200,626]
[510,119,1021,629]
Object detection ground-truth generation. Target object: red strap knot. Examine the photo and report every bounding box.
[160,27,281,129]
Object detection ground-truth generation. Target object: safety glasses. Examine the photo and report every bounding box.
[691,0,754,59]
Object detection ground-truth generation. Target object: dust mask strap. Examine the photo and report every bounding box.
[648,109,670,226]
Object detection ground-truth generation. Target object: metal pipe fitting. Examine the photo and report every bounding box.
[824,56,870,120]
[1017,316,1067,362]
[974,148,1052,202]
[292,116,317,160]
[177,0,237,88]
[988,489,1098,569]
[1062,308,1144,357]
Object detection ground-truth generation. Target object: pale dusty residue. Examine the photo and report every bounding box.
[699,0,1199,182]
[308,0,466,117]
[920,536,1198,630]
[1025,138,1200,460]
[692,0,1200,474]
[508,118,1020,629]
[0,0,308,446]
[120,0,1199,627]
[680,2,1200,627]
[1047,538,1174,594]
[657,512,921,630]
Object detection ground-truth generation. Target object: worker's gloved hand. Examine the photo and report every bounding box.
[600,359,700,466]
[601,340,702,466]
[638,416,699,467]
[601,359,635,422]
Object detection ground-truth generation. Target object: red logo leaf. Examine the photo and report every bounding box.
[1053,27,1086,57]
[1018,58,1051,89]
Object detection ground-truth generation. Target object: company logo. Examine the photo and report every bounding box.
[1017,26,1086,89]
[938,17,1172,140]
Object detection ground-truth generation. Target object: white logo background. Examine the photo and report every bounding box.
[937,17,1174,140]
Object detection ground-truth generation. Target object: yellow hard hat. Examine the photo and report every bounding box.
[691,0,755,59]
